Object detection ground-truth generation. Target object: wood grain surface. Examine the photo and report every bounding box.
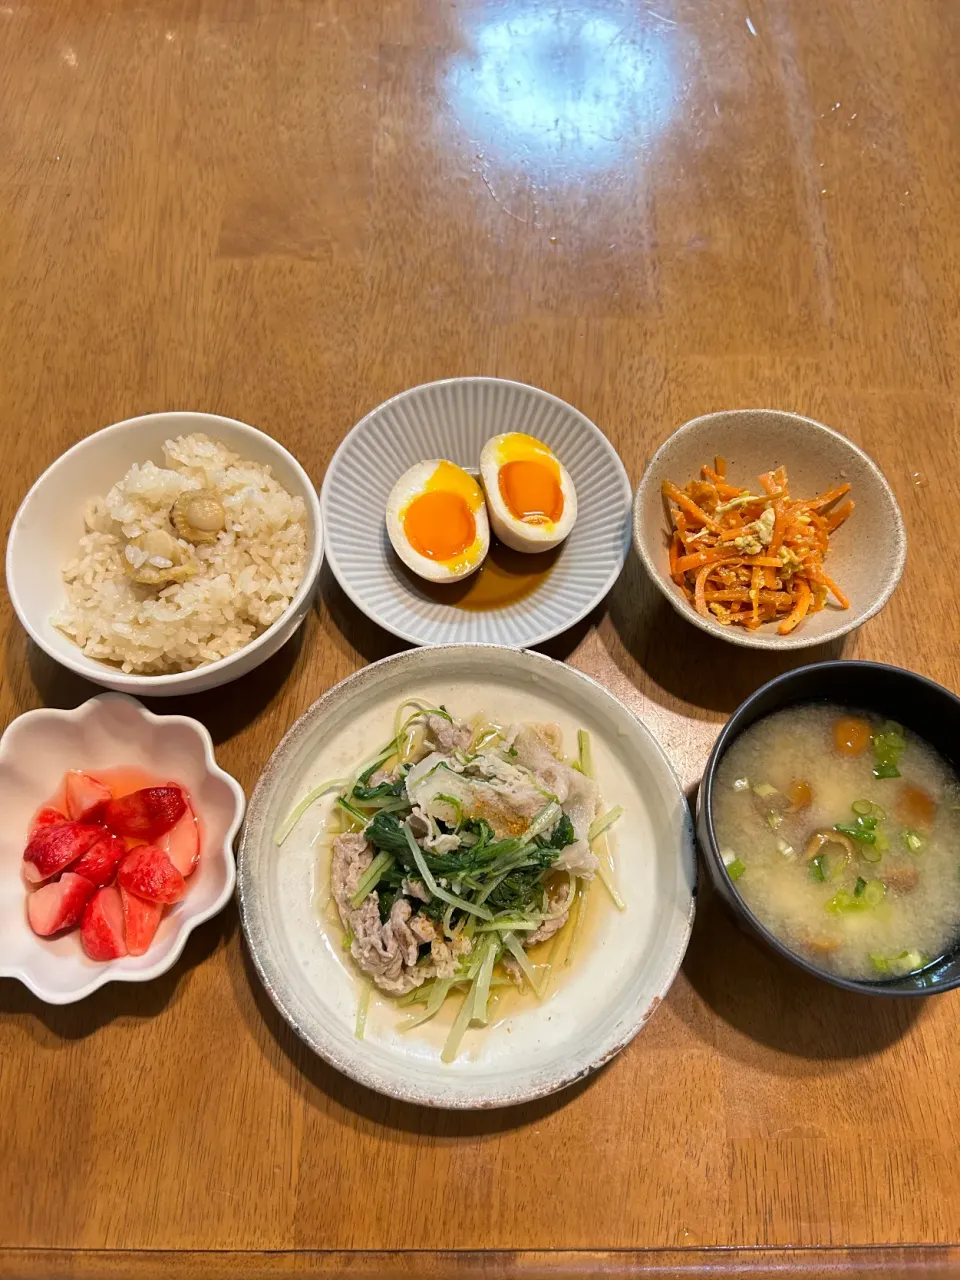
[2,0,960,1274]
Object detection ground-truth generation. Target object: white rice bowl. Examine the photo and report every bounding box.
[52,434,308,674]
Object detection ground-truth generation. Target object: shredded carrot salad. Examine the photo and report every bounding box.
[663,458,853,635]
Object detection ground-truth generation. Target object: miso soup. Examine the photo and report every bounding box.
[713,705,960,980]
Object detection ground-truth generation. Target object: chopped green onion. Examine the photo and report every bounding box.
[863,879,886,907]
[349,851,395,908]
[578,729,595,780]
[355,984,372,1039]
[874,831,890,853]
[753,783,778,798]
[727,858,746,882]
[835,818,877,845]
[897,949,924,971]
[588,805,624,842]
[872,804,887,821]
[872,722,906,779]
[860,843,883,863]
[403,825,493,920]
[275,778,346,845]
[852,799,873,816]
[809,854,829,882]
[854,876,867,897]
[766,812,783,831]
[903,828,925,854]
[826,889,858,914]
[869,951,889,973]
[775,839,794,857]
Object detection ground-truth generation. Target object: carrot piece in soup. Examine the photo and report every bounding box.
[833,716,871,756]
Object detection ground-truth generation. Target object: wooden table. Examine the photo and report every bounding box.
[2,0,959,1275]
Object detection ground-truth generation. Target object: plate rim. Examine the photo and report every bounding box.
[320,377,633,648]
[237,643,697,1110]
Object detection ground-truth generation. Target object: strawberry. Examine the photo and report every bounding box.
[81,885,127,960]
[29,806,67,838]
[64,771,111,822]
[71,832,127,888]
[159,799,200,877]
[101,786,186,842]
[117,845,186,904]
[120,887,163,956]
[27,872,96,937]
[23,821,104,884]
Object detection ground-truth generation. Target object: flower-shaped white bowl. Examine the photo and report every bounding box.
[5,410,323,696]
[0,693,245,1003]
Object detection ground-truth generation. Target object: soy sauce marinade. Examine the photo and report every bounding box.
[714,705,960,979]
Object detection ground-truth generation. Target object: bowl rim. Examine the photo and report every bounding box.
[237,642,697,1107]
[632,408,908,650]
[320,375,633,648]
[0,691,246,1003]
[697,659,960,996]
[5,410,324,690]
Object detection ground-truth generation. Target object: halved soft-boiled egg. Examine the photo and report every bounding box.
[479,433,577,553]
[386,459,490,582]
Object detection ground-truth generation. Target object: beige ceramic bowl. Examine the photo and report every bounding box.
[633,409,906,650]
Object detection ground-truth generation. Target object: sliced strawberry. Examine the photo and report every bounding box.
[120,887,164,956]
[159,800,200,877]
[72,832,127,888]
[23,821,104,884]
[117,845,186,904]
[101,786,186,842]
[29,806,68,839]
[64,771,111,822]
[27,872,96,937]
[80,885,127,960]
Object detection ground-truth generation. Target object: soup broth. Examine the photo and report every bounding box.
[713,704,960,980]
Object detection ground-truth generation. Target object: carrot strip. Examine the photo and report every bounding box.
[812,570,850,609]
[826,500,855,532]
[664,458,852,637]
[777,581,812,634]
[661,481,722,533]
[694,564,712,618]
[808,483,851,511]
[750,565,762,624]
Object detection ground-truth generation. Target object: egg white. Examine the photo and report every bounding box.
[385,459,490,583]
[479,434,577,553]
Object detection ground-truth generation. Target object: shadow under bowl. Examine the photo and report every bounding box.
[696,660,960,996]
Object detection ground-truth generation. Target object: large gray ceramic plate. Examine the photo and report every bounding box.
[238,645,696,1109]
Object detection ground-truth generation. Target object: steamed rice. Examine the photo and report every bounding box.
[53,433,309,674]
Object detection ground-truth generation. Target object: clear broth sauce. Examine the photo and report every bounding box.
[713,705,960,981]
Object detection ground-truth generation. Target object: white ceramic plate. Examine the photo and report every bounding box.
[0,693,245,1003]
[238,646,696,1109]
[321,379,632,647]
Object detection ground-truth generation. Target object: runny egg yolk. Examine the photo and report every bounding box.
[498,459,564,525]
[404,491,476,561]
[402,460,480,562]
